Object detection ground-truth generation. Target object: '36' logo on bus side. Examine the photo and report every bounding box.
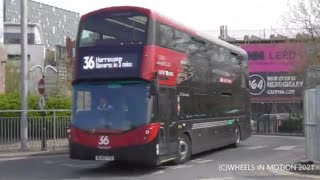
[98,136,109,146]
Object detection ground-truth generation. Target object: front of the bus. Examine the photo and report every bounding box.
[68,6,160,165]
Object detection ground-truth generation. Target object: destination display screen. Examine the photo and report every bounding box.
[75,47,142,80]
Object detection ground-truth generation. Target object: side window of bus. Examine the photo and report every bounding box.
[240,59,249,89]
[157,23,190,53]
[193,93,209,117]
[173,29,191,53]
[158,24,174,48]
[167,88,176,120]
[158,88,167,121]
[179,92,194,120]
[80,30,100,47]
[158,88,176,122]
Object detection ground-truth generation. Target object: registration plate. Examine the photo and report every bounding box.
[95,156,115,161]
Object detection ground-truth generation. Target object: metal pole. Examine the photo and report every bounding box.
[53,110,56,151]
[20,0,28,151]
[315,85,320,163]
[304,88,318,162]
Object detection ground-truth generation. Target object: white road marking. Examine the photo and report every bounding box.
[43,160,55,165]
[68,163,100,168]
[192,158,206,162]
[196,160,213,164]
[0,157,27,162]
[192,158,205,161]
[244,146,268,150]
[60,163,99,168]
[60,163,75,167]
[198,177,234,180]
[273,146,296,150]
[151,170,165,175]
[62,179,92,180]
[170,164,193,169]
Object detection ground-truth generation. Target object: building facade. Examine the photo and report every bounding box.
[4,23,45,94]
[4,0,80,49]
[211,26,307,135]
[2,0,80,94]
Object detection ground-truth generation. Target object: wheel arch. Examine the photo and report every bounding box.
[183,131,192,145]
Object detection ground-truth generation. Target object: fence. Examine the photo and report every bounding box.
[0,109,71,152]
[252,114,303,134]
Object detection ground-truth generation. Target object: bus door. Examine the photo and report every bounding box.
[157,87,179,160]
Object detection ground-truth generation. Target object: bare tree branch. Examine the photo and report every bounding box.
[283,0,320,87]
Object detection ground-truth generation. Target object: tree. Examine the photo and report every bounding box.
[5,60,20,93]
[285,0,320,39]
[284,0,320,88]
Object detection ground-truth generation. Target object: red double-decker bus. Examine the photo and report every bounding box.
[68,6,251,166]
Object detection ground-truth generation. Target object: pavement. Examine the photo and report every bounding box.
[0,147,68,159]
[251,132,304,137]
[0,139,68,152]
[0,135,318,180]
[289,161,320,176]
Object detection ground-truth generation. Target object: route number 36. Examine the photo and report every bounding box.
[83,56,95,69]
[98,136,109,145]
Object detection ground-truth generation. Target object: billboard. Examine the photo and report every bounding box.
[243,43,305,73]
[249,72,304,97]
[241,43,306,100]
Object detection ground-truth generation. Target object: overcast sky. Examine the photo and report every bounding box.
[37,0,297,32]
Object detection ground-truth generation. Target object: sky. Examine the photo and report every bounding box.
[36,0,297,32]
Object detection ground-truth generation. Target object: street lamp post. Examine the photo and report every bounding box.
[20,0,28,151]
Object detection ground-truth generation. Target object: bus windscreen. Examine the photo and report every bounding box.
[72,81,151,132]
[78,11,149,47]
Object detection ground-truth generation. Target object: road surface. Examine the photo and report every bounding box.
[0,135,316,180]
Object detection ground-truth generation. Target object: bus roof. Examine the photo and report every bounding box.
[81,6,248,59]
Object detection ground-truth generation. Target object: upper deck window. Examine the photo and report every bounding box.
[78,11,149,47]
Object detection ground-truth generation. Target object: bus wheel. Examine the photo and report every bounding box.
[231,126,241,148]
[174,134,191,165]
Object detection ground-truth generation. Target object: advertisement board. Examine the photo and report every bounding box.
[241,43,306,99]
[249,72,304,97]
[242,43,305,73]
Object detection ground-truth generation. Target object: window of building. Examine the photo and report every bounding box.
[4,33,35,44]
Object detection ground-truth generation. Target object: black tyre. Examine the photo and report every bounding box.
[173,134,192,165]
[231,126,241,148]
